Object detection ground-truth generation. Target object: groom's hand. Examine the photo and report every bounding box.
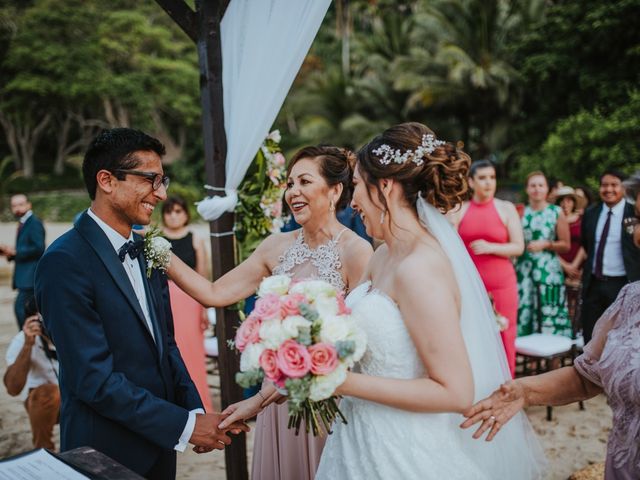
[189,413,251,452]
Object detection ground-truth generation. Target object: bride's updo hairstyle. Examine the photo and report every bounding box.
[357,122,470,213]
[287,145,356,210]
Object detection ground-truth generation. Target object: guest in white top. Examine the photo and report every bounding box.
[4,298,60,450]
[580,169,640,342]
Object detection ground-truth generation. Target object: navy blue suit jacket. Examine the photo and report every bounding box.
[10,214,45,290]
[34,212,202,476]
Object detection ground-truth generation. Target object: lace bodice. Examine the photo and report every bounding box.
[272,229,347,292]
[574,282,640,476]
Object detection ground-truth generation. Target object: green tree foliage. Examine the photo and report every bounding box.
[518,91,640,187]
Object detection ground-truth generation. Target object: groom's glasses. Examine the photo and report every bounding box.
[113,169,170,191]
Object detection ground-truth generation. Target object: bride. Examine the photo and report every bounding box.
[313,122,545,479]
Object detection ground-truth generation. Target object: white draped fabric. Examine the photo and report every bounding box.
[197,0,332,221]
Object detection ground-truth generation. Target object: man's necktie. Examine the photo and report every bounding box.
[118,240,144,262]
[594,209,613,279]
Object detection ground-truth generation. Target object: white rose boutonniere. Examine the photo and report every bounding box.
[143,226,172,278]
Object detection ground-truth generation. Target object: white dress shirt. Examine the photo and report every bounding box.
[86,209,203,452]
[592,199,627,276]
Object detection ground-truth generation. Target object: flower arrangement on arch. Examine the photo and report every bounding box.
[234,274,367,436]
[235,130,289,263]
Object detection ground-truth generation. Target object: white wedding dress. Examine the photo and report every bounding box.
[315,282,489,479]
[315,198,546,480]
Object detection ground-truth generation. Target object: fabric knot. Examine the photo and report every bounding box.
[118,240,144,262]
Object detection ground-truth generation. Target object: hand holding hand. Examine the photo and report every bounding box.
[469,240,495,255]
[459,381,526,441]
[190,412,250,451]
[218,395,264,429]
[526,240,549,253]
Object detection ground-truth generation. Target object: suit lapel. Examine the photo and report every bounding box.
[74,212,158,351]
[137,255,164,358]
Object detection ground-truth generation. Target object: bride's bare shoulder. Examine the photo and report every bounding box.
[396,243,455,288]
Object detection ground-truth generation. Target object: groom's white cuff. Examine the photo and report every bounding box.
[174,408,205,452]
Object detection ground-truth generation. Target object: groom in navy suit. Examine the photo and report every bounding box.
[35,129,247,479]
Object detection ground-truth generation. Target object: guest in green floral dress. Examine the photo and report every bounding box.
[516,171,572,337]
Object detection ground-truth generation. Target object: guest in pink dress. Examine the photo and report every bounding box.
[161,195,212,412]
[166,146,373,480]
[449,159,524,376]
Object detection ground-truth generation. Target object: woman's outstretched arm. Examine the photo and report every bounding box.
[460,367,601,440]
[167,234,282,307]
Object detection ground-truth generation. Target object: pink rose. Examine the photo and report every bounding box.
[276,339,311,378]
[336,292,351,315]
[308,343,339,375]
[259,349,282,382]
[280,293,306,317]
[235,313,261,352]
[254,293,282,320]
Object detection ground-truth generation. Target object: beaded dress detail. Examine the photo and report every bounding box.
[273,228,347,293]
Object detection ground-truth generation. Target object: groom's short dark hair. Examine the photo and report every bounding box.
[83,128,166,200]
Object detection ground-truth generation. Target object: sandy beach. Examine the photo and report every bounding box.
[0,222,609,479]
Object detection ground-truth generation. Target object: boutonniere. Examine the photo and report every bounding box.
[623,216,638,235]
[143,226,172,278]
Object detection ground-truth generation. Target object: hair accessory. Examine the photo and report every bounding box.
[373,134,446,167]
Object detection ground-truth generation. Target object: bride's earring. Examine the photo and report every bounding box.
[379,210,386,225]
[329,199,335,213]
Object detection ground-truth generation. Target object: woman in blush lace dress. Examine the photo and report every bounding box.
[311,123,544,480]
[167,146,373,480]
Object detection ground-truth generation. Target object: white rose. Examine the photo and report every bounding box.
[259,319,289,349]
[309,363,348,401]
[314,294,338,318]
[349,328,368,365]
[151,236,171,253]
[282,315,312,338]
[290,279,336,301]
[319,315,352,344]
[240,343,265,372]
[258,275,291,297]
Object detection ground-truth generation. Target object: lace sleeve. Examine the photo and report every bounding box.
[573,283,634,386]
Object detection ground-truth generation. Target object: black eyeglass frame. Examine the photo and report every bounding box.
[113,169,170,191]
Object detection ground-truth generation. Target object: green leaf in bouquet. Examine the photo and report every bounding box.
[297,326,312,346]
[235,368,264,389]
[285,376,312,414]
[335,340,356,359]
[299,303,319,322]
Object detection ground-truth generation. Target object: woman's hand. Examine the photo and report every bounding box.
[460,381,526,441]
[218,394,264,429]
[526,240,549,253]
[469,239,495,255]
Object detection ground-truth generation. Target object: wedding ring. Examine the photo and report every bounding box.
[489,415,496,422]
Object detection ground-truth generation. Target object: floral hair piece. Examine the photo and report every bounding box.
[372,134,446,166]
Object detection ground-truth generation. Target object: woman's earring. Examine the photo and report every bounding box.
[379,210,386,225]
[329,199,335,213]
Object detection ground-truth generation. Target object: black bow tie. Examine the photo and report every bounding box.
[118,240,144,262]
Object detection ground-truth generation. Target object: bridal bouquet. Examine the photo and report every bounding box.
[234,275,366,436]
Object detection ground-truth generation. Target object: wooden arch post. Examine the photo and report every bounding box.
[154,1,248,479]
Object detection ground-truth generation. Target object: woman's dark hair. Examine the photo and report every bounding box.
[357,122,470,213]
[162,195,191,226]
[286,145,356,210]
[82,128,166,200]
[469,159,496,178]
